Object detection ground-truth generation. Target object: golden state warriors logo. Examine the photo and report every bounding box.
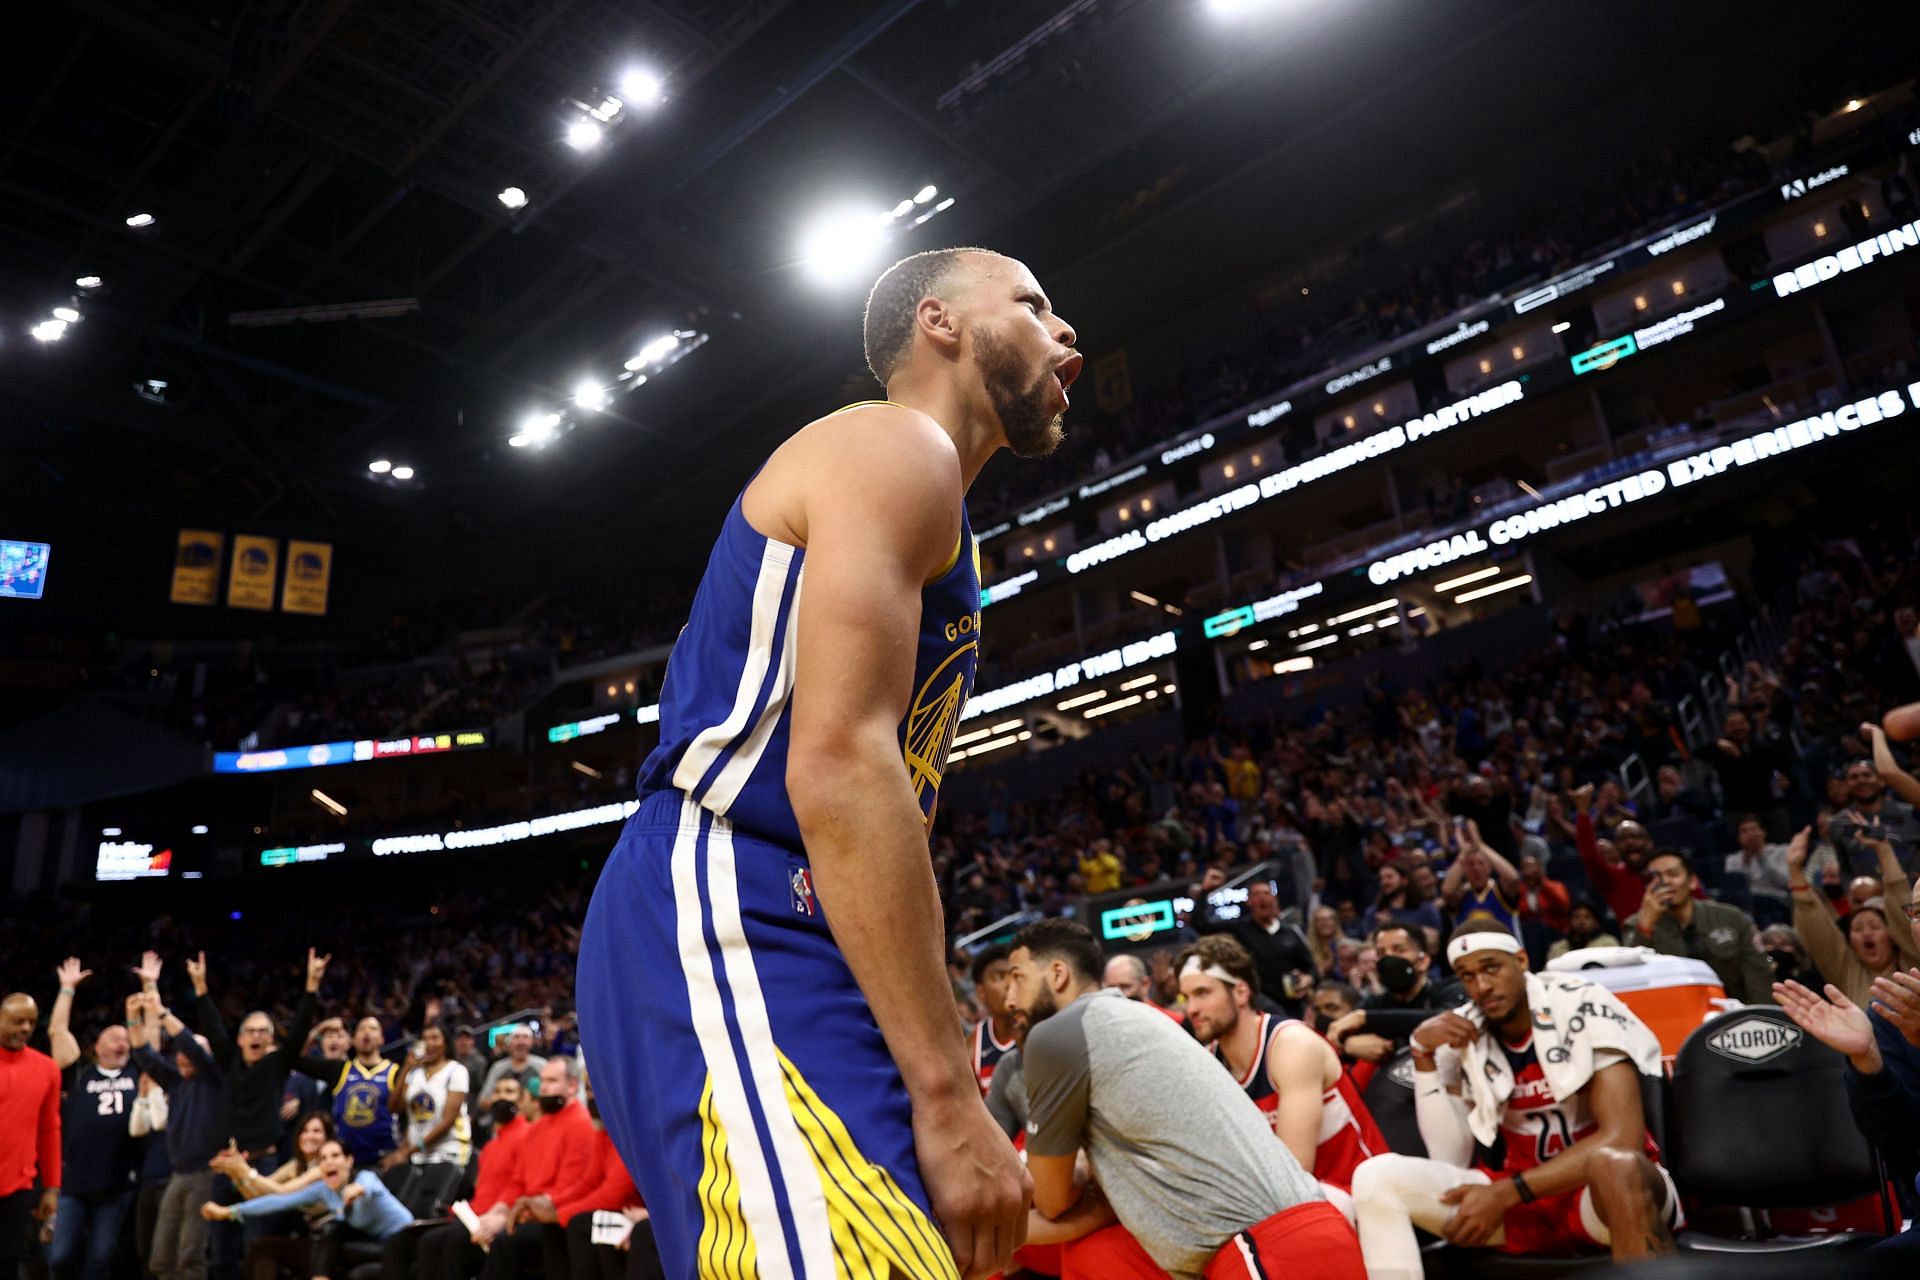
[905,642,975,817]
[341,1082,381,1128]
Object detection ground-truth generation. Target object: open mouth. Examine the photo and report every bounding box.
[1053,352,1084,404]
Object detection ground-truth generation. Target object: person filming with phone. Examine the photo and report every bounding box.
[1624,850,1774,1004]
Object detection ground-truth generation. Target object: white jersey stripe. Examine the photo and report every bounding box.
[668,796,796,1280]
[672,537,797,799]
[700,565,805,815]
[703,814,838,1278]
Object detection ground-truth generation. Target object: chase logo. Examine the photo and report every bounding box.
[1705,1015,1801,1065]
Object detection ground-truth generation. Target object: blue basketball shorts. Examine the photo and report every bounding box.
[577,789,959,1280]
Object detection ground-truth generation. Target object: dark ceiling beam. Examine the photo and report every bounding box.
[838,62,1028,193]
[57,0,229,77]
[57,78,221,280]
[253,0,360,111]
[657,0,927,196]
[0,20,94,180]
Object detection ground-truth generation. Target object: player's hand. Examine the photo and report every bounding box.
[1410,1012,1476,1057]
[1439,1179,1515,1248]
[912,1088,1030,1280]
[57,956,92,989]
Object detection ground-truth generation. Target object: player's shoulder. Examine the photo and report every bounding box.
[795,401,960,479]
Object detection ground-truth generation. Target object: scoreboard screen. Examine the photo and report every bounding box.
[0,540,51,599]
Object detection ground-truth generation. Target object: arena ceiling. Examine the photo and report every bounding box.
[0,0,1895,558]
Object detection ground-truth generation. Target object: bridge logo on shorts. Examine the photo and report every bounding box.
[904,642,976,812]
[1705,1015,1801,1065]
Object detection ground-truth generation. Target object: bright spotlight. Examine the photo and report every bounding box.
[391,466,415,481]
[891,199,914,218]
[191,825,209,835]
[524,411,562,443]
[498,186,529,210]
[368,459,392,474]
[75,275,103,290]
[574,379,609,410]
[30,319,68,342]
[565,119,603,150]
[508,433,531,448]
[799,206,892,284]
[52,306,79,323]
[913,184,938,204]
[125,212,156,228]
[620,68,663,106]
[630,333,680,368]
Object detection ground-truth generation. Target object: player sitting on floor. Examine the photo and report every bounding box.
[1176,935,1387,1220]
[1351,925,1680,1277]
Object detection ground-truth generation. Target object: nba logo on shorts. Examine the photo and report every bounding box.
[789,863,817,917]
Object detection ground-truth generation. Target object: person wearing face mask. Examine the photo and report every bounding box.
[409,1079,536,1280]
[1327,925,1467,1065]
[466,1057,594,1280]
[512,1071,664,1280]
[1757,925,1825,992]
[1789,825,1920,1010]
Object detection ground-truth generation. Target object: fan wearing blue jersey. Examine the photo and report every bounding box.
[578,247,1081,1280]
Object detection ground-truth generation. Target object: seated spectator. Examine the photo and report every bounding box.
[1648,764,1714,823]
[1515,854,1570,932]
[1100,953,1183,1023]
[1624,850,1774,1005]
[1352,928,1679,1271]
[479,1026,546,1101]
[1307,907,1344,978]
[200,1138,412,1280]
[1328,924,1466,1063]
[1546,900,1620,963]
[509,1072,663,1280]
[1312,981,1364,1034]
[1724,814,1794,926]
[211,1114,335,1280]
[1839,725,1920,875]
[408,1076,535,1280]
[1788,826,1920,1009]
[1347,946,1385,1000]
[466,1057,594,1280]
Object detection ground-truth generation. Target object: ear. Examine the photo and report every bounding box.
[914,293,963,357]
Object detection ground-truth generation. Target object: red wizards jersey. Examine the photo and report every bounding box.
[1218,1013,1388,1191]
[972,1018,1016,1096]
[1495,1032,1660,1172]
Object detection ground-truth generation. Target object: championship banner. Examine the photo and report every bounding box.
[170,530,224,606]
[227,535,279,611]
[1094,349,1132,413]
[281,540,332,615]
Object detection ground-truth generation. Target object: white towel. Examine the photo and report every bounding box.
[1435,970,1662,1149]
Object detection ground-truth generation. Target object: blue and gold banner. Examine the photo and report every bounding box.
[281,540,332,615]
[227,534,278,611]
[170,530,224,606]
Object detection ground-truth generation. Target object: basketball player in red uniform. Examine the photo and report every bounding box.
[1352,927,1679,1274]
[970,945,1018,1096]
[1177,936,1386,1219]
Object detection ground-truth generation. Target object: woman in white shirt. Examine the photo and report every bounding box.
[394,1023,470,1167]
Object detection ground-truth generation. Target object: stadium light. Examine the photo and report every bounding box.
[621,68,664,106]
[191,825,209,835]
[497,186,529,211]
[310,788,348,817]
[368,459,392,474]
[565,119,603,151]
[914,184,938,204]
[799,205,893,284]
[574,379,609,411]
[125,212,156,228]
[391,466,415,481]
[75,275,102,290]
[522,411,562,445]
[508,434,531,448]
[51,306,79,323]
[30,319,68,342]
[629,333,680,368]
[1208,0,1273,13]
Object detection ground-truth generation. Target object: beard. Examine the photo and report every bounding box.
[974,329,1064,459]
[1190,1004,1237,1047]
[1022,985,1062,1030]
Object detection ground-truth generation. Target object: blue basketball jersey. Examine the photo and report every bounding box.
[331,1058,400,1164]
[638,414,982,846]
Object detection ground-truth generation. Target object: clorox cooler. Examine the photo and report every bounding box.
[1545,947,1735,1065]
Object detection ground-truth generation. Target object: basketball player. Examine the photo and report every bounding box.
[971,945,1018,1097]
[1009,919,1364,1280]
[577,248,1081,1280]
[1351,927,1679,1276]
[1175,937,1386,1218]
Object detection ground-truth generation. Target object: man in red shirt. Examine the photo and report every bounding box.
[1571,785,1654,927]
[512,1076,660,1280]
[476,1057,594,1280]
[1,992,62,1280]
[406,1075,534,1280]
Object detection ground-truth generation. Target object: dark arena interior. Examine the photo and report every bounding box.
[7,0,1920,1276]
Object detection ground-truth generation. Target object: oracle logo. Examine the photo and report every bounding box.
[1705,1016,1801,1065]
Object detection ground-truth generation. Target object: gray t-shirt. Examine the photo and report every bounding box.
[1024,989,1321,1278]
[984,1046,1027,1139]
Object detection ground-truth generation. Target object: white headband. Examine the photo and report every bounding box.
[1180,955,1246,986]
[1446,932,1524,967]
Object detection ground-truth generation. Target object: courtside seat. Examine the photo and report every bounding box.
[1360,1050,1427,1159]
[1668,1005,1889,1254]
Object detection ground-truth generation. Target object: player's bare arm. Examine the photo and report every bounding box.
[1269,1021,1334,1173]
[778,403,1030,1278]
